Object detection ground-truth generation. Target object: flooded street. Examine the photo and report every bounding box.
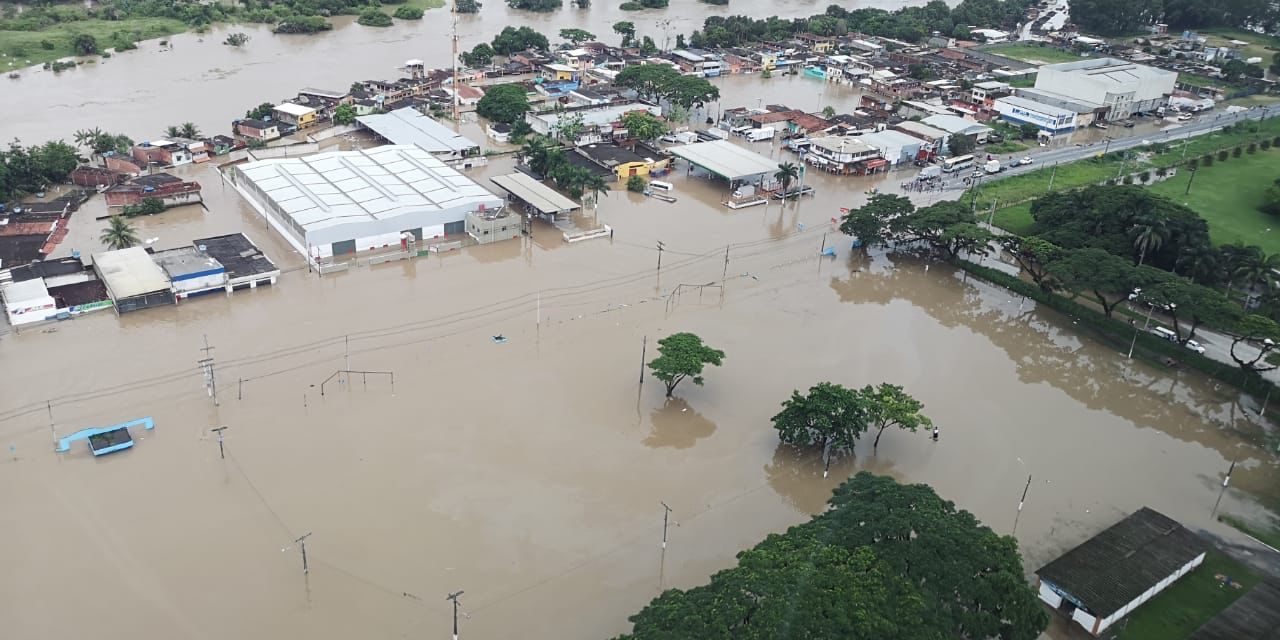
[2,151,1278,639]
[2,2,1279,638]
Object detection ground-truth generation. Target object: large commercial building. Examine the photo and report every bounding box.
[1034,58,1177,120]
[235,146,504,262]
[356,107,481,162]
[994,96,1079,134]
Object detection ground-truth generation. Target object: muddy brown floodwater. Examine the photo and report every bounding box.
[2,144,1278,640]
[1,3,1277,638]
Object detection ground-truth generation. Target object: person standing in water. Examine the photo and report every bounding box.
[932,426,939,441]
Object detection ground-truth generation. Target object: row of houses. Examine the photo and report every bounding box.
[0,233,279,323]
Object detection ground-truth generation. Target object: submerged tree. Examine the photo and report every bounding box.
[774,161,800,197]
[647,332,725,398]
[862,383,931,453]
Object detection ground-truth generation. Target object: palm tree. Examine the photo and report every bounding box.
[1175,246,1222,285]
[179,122,200,139]
[584,174,609,207]
[1129,216,1168,266]
[99,216,139,250]
[164,125,181,138]
[74,127,103,150]
[774,161,800,198]
[1229,246,1280,303]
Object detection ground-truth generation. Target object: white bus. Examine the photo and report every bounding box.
[941,154,975,173]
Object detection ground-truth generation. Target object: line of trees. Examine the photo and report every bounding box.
[687,0,1037,48]
[614,472,1048,640]
[1069,0,1279,36]
[839,193,995,261]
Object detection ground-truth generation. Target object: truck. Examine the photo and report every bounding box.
[916,165,941,181]
[983,159,1002,174]
[746,127,775,143]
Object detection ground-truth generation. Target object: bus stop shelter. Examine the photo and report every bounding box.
[490,173,580,222]
[668,139,779,190]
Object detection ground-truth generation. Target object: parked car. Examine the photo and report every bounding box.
[1185,340,1206,354]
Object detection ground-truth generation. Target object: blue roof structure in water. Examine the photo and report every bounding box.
[56,417,155,456]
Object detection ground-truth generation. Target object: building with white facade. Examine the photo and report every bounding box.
[1034,58,1177,120]
[234,146,504,262]
[526,103,662,139]
[994,96,1079,133]
[856,130,925,166]
[804,136,880,175]
[1037,508,1206,637]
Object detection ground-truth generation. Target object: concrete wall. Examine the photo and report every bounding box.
[246,142,321,161]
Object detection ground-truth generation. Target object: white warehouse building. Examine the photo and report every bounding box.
[235,145,504,262]
[1034,58,1177,120]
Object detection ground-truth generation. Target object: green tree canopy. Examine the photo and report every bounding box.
[1144,276,1242,344]
[491,26,550,55]
[612,21,636,46]
[616,472,1047,640]
[647,332,725,398]
[506,0,561,11]
[332,104,356,125]
[476,83,531,124]
[839,193,915,248]
[620,111,666,142]
[860,383,931,452]
[456,0,481,12]
[616,63,682,101]
[1003,236,1063,289]
[947,134,976,156]
[1046,247,1144,317]
[772,382,867,462]
[559,28,596,44]
[1230,314,1280,372]
[462,43,496,68]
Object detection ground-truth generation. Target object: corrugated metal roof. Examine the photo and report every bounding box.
[357,107,479,154]
[668,140,778,180]
[238,146,503,235]
[490,173,580,215]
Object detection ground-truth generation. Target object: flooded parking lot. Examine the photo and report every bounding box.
[2,152,1277,639]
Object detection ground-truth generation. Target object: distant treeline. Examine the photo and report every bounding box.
[0,0,421,35]
[1069,0,1279,37]
[686,0,1038,48]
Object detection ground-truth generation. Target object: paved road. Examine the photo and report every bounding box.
[977,106,1279,186]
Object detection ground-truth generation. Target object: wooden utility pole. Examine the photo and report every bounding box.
[211,426,228,459]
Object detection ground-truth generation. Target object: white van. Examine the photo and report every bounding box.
[1152,326,1177,341]
[648,180,674,192]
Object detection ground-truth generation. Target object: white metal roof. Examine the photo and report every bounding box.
[996,95,1078,119]
[922,114,993,135]
[1,278,50,305]
[237,145,503,235]
[530,103,659,130]
[1040,58,1176,84]
[357,107,479,154]
[93,247,172,299]
[808,136,878,155]
[668,140,779,180]
[274,102,317,117]
[490,173,580,215]
[857,130,925,149]
[893,121,950,141]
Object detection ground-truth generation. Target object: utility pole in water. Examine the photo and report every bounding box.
[211,426,228,459]
[447,590,464,640]
[661,501,673,549]
[655,241,665,276]
[198,334,218,407]
[294,532,312,574]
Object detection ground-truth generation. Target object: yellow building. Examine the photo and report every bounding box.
[273,102,319,130]
[542,63,578,82]
[576,144,669,181]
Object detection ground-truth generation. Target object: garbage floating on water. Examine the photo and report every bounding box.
[56,417,155,457]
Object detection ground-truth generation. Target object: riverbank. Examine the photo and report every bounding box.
[0,16,185,70]
[0,0,445,72]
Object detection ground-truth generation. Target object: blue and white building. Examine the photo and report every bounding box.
[993,95,1078,134]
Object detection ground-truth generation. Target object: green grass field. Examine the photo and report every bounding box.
[985,43,1085,65]
[0,17,186,70]
[1199,28,1280,65]
[1115,549,1260,640]
[1146,147,1280,252]
[1220,514,1280,550]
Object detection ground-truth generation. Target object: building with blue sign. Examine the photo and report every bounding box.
[993,95,1079,134]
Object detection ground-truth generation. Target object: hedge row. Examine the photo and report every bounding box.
[956,260,1280,400]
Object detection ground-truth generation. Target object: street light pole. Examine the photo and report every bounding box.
[1184,166,1198,195]
[447,590,464,640]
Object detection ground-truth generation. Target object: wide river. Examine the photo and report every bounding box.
[1,3,1277,640]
